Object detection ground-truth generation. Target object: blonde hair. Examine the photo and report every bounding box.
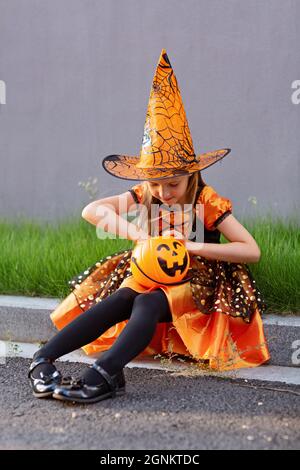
[136,171,206,237]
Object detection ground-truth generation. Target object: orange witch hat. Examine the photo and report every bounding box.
[102,49,231,181]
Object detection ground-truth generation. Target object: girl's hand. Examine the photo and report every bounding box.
[161,229,187,244]
[184,239,205,255]
[184,240,196,252]
[162,233,202,256]
[133,229,151,244]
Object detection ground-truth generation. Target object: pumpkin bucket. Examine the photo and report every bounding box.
[130,236,190,288]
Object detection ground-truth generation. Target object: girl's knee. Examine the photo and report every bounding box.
[132,289,170,318]
[114,287,139,303]
[132,291,152,308]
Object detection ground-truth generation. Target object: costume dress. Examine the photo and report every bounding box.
[50,180,270,371]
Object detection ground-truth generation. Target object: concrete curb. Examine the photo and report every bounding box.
[0,295,299,368]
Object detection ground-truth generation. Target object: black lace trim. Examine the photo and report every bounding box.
[127,188,140,204]
[213,210,232,228]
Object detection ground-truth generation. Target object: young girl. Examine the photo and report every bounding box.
[28,49,270,404]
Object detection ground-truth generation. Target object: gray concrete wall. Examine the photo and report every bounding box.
[0,0,299,222]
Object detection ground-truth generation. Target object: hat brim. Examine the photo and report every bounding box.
[101,148,231,181]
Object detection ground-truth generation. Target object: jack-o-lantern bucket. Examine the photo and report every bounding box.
[130,236,191,288]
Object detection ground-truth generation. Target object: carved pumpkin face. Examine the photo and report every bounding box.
[156,240,188,277]
[130,236,190,288]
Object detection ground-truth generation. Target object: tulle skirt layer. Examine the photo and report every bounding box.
[50,249,270,371]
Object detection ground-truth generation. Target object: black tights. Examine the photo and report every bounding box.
[33,287,172,382]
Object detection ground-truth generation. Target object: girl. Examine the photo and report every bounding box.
[28,49,270,404]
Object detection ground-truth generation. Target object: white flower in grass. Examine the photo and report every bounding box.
[248,196,257,206]
[78,176,99,199]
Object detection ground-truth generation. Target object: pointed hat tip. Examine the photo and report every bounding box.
[160,48,169,59]
[159,48,171,66]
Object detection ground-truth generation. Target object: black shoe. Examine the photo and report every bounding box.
[52,363,126,404]
[28,356,63,398]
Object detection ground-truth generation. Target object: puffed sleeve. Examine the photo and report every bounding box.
[197,185,233,231]
[127,183,144,204]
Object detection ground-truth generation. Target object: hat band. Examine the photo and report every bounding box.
[135,154,198,170]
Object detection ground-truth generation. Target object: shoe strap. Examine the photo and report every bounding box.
[28,356,54,378]
[91,363,117,397]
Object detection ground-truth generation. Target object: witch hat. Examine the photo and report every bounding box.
[102,49,230,181]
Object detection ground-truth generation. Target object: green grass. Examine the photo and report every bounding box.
[0,215,133,300]
[229,214,300,315]
[0,215,299,314]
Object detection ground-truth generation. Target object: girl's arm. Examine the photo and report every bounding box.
[184,214,261,263]
[82,191,149,242]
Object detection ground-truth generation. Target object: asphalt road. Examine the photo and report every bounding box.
[0,358,299,450]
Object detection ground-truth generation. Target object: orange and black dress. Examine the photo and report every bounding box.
[50,180,270,371]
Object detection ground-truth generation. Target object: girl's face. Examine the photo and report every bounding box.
[146,175,190,204]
